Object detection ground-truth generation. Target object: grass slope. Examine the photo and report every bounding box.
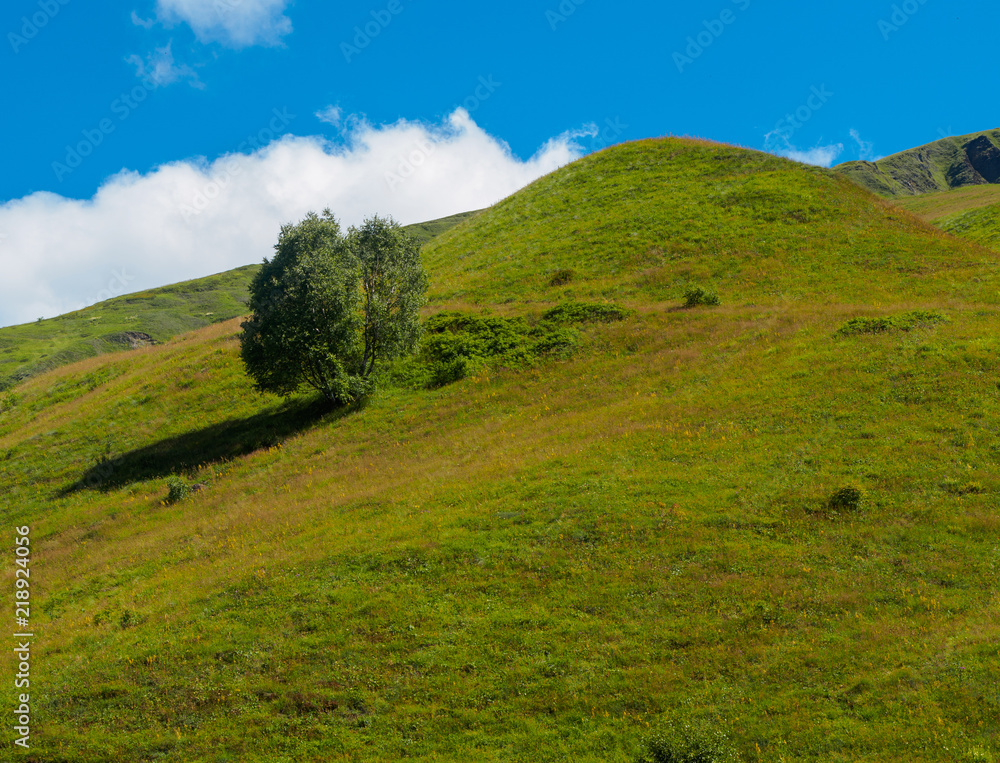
[896,184,1000,222]
[892,186,1000,254]
[835,128,1000,198]
[422,137,997,308]
[0,213,478,391]
[3,138,1000,762]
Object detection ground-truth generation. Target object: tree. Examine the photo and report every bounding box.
[240,210,427,404]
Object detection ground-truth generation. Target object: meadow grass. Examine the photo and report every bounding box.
[2,138,1000,761]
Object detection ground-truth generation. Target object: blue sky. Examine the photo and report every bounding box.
[0,0,997,326]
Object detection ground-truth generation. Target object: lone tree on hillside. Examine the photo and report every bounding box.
[240,210,428,405]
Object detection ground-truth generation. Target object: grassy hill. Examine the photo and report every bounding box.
[835,128,1000,198]
[3,138,1000,762]
[894,186,1000,253]
[0,211,479,391]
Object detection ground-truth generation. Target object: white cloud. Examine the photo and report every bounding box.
[154,0,292,48]
[763,128,844,168]
[131,11,155,30]
[0,110,589,327]
[316,106,343,127]
[126,42,202,89]
[850,129,881,162]
[774,143,845,167]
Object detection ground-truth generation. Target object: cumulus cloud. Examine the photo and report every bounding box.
[0,110,591,327]
[126,42,202,89]
[153,0,293,47]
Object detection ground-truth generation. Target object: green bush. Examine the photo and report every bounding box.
[837,310,946,336]
[542,301,631,324]
[166,477,191,505]
[548,268,575,287]
[683,286,720,308]
[828,485,864,512]
[638,721,735,763]
[419,303,627,387]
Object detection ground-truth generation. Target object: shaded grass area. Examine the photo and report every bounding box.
[64,394,336,493]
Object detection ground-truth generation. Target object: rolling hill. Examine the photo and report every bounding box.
[836,128,1000,198]
[0,211,480,391]
[3,138,1000,762]
[893,185,1000,254]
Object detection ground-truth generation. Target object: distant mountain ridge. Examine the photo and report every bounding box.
[836,128,1000,198]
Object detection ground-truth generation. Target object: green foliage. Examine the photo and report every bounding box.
[240,211,428,404]
[639,721,736,763]
[837,310,947,336]
[683,286,721,308]
[941,479,984,496]
[0,391,18,412]
[542,301,631,324]
[166,477,191,504]
[828,485,865,512]
[548,268,576,287]
[419,302,627,386]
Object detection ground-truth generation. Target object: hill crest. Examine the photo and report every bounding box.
[836,128,1000,198]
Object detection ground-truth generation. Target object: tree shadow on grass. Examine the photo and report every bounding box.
[63,394,346,494]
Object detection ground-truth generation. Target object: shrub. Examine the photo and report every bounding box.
[542,301,631,324]
[419,303,627,388]
[638,721,735,763]
[683,286,720,308]
[166,477,191,505]
[548,268,576,287]
[942,479,984,496]
[828,485,864,512]
[837,310,947,336]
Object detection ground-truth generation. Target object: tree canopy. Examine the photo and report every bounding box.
[240,210,427,404]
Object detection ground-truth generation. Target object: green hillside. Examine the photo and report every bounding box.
[896,184,1000,222]
[893,185,1000,253]
[835,128,1000,198]
[3,138,1000,762]
[936,202,1000,252]
[0,212,479,391]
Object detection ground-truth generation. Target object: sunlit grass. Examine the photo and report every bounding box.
[2,138,1000,761]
